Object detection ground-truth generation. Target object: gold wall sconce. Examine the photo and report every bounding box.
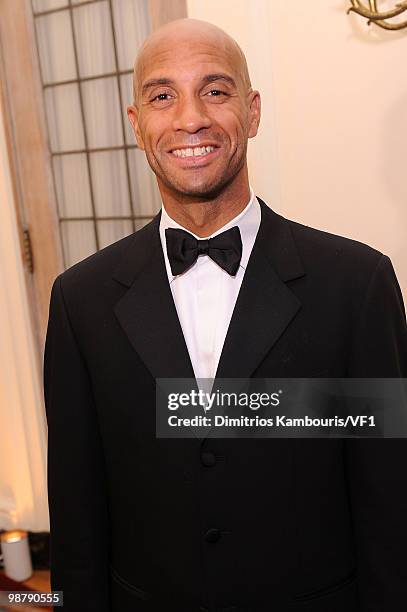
[348,1,407,30]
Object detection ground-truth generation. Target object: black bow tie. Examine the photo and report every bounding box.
[165,226,242,276]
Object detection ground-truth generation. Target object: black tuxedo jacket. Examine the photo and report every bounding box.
[44,198,407,612]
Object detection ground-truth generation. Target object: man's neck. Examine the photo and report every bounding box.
[158,173,251,237]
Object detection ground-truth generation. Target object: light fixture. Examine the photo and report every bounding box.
[0,530,33,582]
[348,0,407,30]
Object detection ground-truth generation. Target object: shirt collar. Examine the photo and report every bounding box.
[159,187,261,282]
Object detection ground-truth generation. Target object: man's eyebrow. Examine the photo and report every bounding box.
[141,74,237,96]
[141,78,175,95]
[202,73,236,87]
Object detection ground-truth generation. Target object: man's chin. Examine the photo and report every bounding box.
[159,176,231,201]
[176,185,224,199]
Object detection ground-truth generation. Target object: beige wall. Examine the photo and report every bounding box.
[187,0,407,300]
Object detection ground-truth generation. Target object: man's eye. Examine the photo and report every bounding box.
[152,93,171,102]
[207,89,226,97]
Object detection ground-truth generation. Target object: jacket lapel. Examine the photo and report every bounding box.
[112,198,305,384]
[215,198,305,380]
[112,213,195,381]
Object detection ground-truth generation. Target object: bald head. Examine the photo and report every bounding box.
[132,18,251,107]
[126,17,261,205]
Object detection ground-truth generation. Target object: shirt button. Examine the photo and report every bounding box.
[201,451,216,467]
[205,528,221,543]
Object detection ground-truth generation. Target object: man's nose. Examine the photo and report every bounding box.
[172,95,212,133]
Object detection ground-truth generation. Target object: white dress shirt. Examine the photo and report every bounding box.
[159,188,261,381]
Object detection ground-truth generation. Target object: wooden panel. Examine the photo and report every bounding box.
[148,0,187,29]
[0,0,63,350]
[0,569,51,611]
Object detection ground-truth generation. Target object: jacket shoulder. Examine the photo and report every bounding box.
[289,216,382,258]
[286,216,384,277]
[54,217,158,292]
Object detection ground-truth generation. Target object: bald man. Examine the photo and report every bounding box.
[44,18,407,612]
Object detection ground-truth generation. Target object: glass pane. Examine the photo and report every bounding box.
[60,220,97,268]
[32,0,68,11]
[112,0,151,71]
[127,149,161,217]
[73,1,116,78]
[45,83,85,152]
[53,154,93,218]
[120,74,136,145]
[89,151,131,217]
[81,77,123,148]
[97,220,133,249]
[35,11,76,84]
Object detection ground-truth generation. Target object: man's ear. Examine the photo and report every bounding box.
[127,105,145,150]
[248,91,261,139]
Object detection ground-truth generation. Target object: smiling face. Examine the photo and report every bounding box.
[127,19,261,201]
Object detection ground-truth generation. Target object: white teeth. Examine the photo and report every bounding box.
[172,146,214,158]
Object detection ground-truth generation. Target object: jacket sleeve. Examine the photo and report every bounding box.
[344,254,407,611]
[43,275,111,611]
